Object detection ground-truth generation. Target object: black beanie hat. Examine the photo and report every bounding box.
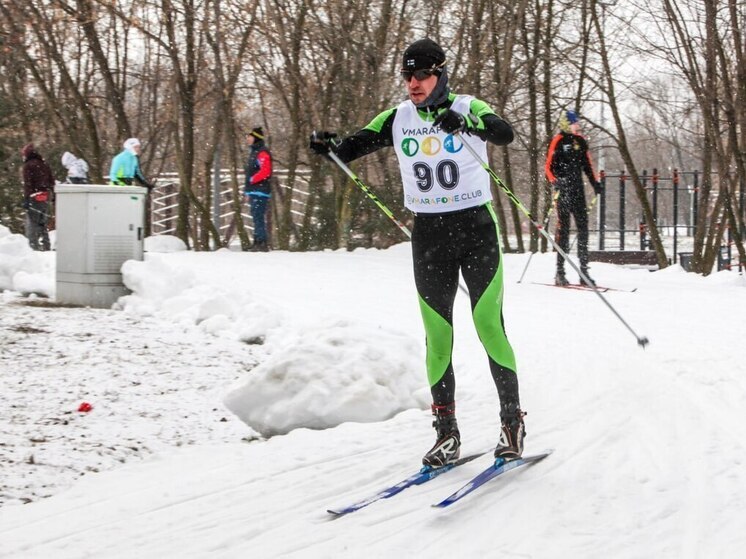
[249,127,265,140]
[402,38,446,71]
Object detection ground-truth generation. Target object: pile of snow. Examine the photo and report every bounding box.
[224,318,429,436]
[119,253,429,435]
[0,224,54,297]
[0,229,186,299]
[119,256,281,340]
[144,234,187,253]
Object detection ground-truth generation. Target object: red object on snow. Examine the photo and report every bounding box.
[77,402,93,413]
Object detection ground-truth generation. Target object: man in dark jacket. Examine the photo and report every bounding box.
[244,127,272,252]
[309,38,525,468]
[545,111,602,286]
[21,143,54,251]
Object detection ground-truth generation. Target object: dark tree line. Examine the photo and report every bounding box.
[0,0,743,273]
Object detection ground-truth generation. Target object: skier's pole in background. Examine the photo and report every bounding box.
[457,133,649,348]
[517,190,560,283]
[566,195,600,251]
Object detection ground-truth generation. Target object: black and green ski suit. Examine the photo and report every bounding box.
[333,92,520,412]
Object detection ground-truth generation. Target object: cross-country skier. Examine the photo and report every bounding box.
[309,38,525,467]
[545,110,602,286]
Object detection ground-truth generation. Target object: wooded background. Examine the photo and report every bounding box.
[0,0,743,273]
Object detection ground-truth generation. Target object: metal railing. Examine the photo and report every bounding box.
[150,169,313,241]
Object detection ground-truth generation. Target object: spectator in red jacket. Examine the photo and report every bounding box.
[244,127,272,252]
[20,143,55,251]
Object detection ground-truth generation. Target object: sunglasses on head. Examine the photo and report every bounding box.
[400,62,445,82]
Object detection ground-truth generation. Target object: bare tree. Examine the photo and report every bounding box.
[590,0,668,267]
[0,0,743,264]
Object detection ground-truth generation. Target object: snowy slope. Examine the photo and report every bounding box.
[1,241,746,558]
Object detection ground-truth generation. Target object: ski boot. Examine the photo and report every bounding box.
[579,268,596,287]
[422,403,461,468]
[250,240,269,252]
[494,402,526,461]
[555,269,569,286]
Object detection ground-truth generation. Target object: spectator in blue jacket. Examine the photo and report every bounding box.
[109,138,153,189]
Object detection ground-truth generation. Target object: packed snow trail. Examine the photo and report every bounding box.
[1,246,745,557]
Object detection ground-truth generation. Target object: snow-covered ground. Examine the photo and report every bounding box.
[1,223,745,558]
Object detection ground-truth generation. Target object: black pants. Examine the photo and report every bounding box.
[555,190,589,272]
[25,201,50,251]
[411,204,519,412]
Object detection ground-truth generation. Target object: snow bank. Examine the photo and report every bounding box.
[223,318,429,436]
[119,254,429,436]
[119,256,282,340]
[144,234,187,253]
[0,224,54,297]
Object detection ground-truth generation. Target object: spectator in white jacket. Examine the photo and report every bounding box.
[61,152,90,184]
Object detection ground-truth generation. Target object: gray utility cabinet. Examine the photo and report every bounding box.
[55,184,147,308]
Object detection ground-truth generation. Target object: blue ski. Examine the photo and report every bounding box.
[432,450,553,508]
[327,451,487,517]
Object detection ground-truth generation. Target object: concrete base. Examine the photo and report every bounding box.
[56,282,130,308]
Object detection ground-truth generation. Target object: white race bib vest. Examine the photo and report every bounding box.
[392,95,492,213]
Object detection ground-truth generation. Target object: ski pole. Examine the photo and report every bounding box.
[517,189,560,283]
[567,194,600,251]
[326,151,411,240]
[456,133,649,348]
[564,195,599,252]
[24,205,52,219]
[325,148,470,297]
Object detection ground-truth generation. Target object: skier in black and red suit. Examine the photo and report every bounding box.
[544,110,602,286]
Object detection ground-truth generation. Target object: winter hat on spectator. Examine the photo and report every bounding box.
[402,38,446,72]
[124,138,141,152]
[61,152,75,168]
[61,152,89,178]
[559,110,579,132]
[249,127,265,141]
[21,143,35,159]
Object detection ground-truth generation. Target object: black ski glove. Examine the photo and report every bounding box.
[593,181,603,195]
[309,131,338,155]
[433,109,468,134]
[22,197,30,210]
